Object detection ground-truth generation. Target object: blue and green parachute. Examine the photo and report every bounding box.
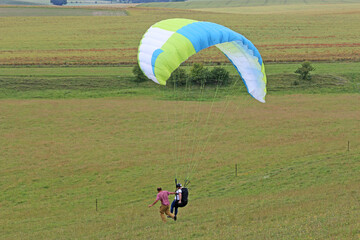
[138,18,267,103]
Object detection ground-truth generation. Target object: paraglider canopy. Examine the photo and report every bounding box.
[138,18,267,103]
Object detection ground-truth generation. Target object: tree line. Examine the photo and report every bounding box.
[51,0,67,5]
[133,63,231,87]
[134,61,316,87]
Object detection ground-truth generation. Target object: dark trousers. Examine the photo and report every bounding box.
[170,200,188,216]
[170,200,178,216]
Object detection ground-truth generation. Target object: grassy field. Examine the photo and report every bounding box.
[0,1,360,239]
[140,0,360,8]
[0,62,359,99]
[0,94,359,239]
[198,3,360,15]
[0,2,359,64]
[0,6,128,16]
[0,0,114,5]
[0,63,359,239]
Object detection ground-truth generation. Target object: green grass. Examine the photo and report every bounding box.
[1,62,359,76]
[0,2,360,238]
[0,94,359,239]
[0,66,132,76]
[0,62,358,99]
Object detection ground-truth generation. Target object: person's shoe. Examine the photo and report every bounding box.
[174,216,177,221]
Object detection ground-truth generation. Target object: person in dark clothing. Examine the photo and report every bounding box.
[170,183,188,218]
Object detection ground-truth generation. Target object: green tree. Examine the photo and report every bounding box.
[189,63,209,87]
[208,67,230,86]
[167,68,189,87]
[132,64,148,83]
[295,61,315,80]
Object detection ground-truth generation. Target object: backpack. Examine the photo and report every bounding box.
[181,188,189,202]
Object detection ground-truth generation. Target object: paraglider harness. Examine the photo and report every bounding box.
[175,178,189,208]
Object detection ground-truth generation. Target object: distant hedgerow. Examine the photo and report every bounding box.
[132,63,231,87]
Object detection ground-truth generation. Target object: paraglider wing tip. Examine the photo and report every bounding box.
[249,90,266,103]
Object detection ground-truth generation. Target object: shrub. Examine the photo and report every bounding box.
[167,68,189,87]
[295,61,315,81]
[189,63,209,87]
[208,67,230,86]
[132,63,231,87]
[132,64,148,83]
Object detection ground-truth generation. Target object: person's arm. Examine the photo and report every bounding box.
[148,199,159,208]
[169,192,175,195]
[178,193,182,203]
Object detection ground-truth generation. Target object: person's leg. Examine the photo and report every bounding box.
[165,205,174,219]
[159,205,167,222]
[174,203,178,216]
[170,200,176,213]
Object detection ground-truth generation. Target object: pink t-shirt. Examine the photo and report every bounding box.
[156,191,171,205]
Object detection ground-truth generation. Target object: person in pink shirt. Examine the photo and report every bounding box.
[148,187,176,222]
